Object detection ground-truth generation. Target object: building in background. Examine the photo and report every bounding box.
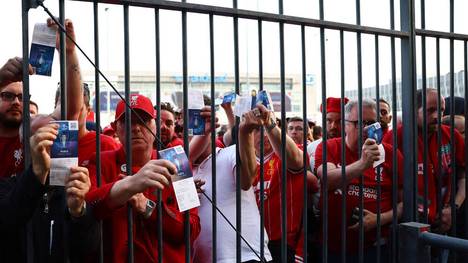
[345,70,465,112]
[83,71,320,128]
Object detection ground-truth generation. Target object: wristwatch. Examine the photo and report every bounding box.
[144,199,156,219]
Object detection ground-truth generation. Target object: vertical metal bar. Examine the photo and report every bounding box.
[154,8,163,263]
[355,1,364,262]
[59,0,67,120]
[209,13,217,263]
[93,2,104,263]
[435,36,443,263]
[58,1,68,261]
[319,0,328,262]
[464,40,468,241]
[420,0,429,224]
[400,0,417,223]
[181,1,191,261]
[449,0,457,242]
[93,2,101,192]
[232,0,241,262]
[389,1,398,262]
[374,34,382,263]
[258,18,266,261]
[123,4,134,263]
[21,3,32,262]
[21,0,31,168]
[436,38,443,227]
[301,24,308,263]
[278,0,287,262]
[59,0,67,119]
[339,29,347,263]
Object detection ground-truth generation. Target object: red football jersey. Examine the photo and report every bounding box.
[315,138,403,253]
[253,152,304,249]
[0,135,24,178]
[383,125,465,222]
[165,137,184,149]
[85,147,200,263]
[78,131,120,167]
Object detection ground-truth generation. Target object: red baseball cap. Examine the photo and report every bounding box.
[320,97,349,114]
[114,94,155,121]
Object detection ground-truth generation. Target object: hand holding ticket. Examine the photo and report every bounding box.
[158,146,200,212]
[30,23,56,76]
[49,121,79,186]
[188,90,205,136]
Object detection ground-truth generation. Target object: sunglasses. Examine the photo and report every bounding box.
[345,119,377,127]
[0,91,29,102]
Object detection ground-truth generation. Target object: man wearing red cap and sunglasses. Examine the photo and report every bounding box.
[85,94,200,263]
[307,97,349,171]
[315,99,403,262]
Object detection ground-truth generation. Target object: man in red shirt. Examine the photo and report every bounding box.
[0,79,26,178]
[315,99,403,262]
[251,104,305,262]
[383,88,465,233]
[85,94,200,263]
[378,98,392,138]
[156,102,184,149]
[287,116,308,145]
[0,18,83,179]
[308,97,349,171]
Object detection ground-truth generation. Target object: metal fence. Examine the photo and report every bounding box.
[18,0,468,262]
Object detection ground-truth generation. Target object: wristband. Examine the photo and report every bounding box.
[264,117,277,132]
[69,202,86,218]
[144,199,156,219]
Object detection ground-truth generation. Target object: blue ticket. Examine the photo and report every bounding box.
[159,145,193,180]
[222,92,236,105]
[159,146,200,212]
[256,90,274,111]
[51,121,78,158]
[30,24,56,76]
[50,120,78,186]
[367,122,383,144]
[188,109,205,136]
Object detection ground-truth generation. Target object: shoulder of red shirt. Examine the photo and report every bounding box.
[166,137,184,148]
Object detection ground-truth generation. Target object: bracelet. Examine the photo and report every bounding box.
[264,118,277,132]
[443,203,460,210]
[69,202,87,218]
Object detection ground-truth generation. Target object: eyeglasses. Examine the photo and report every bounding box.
[345,119,377,127]
[0,92,28,102]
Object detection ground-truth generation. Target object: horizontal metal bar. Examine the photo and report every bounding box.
[416,28,468,41]
[419,232,468,253]
[70,0,409,38]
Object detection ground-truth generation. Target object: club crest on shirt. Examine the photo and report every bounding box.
[14,148,23,167]
[374,168,384,182]
[121,164,126,173]
[334,189,343,195]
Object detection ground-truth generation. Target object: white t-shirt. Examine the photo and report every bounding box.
[307,138,322,170]
[192,145,272,263]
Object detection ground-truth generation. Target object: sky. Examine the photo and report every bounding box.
[1,0,467,117]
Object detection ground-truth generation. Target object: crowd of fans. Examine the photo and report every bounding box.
[0,18,466,263]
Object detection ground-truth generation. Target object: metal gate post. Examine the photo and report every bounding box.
[400,0,418,222]
[399,222,431,263]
